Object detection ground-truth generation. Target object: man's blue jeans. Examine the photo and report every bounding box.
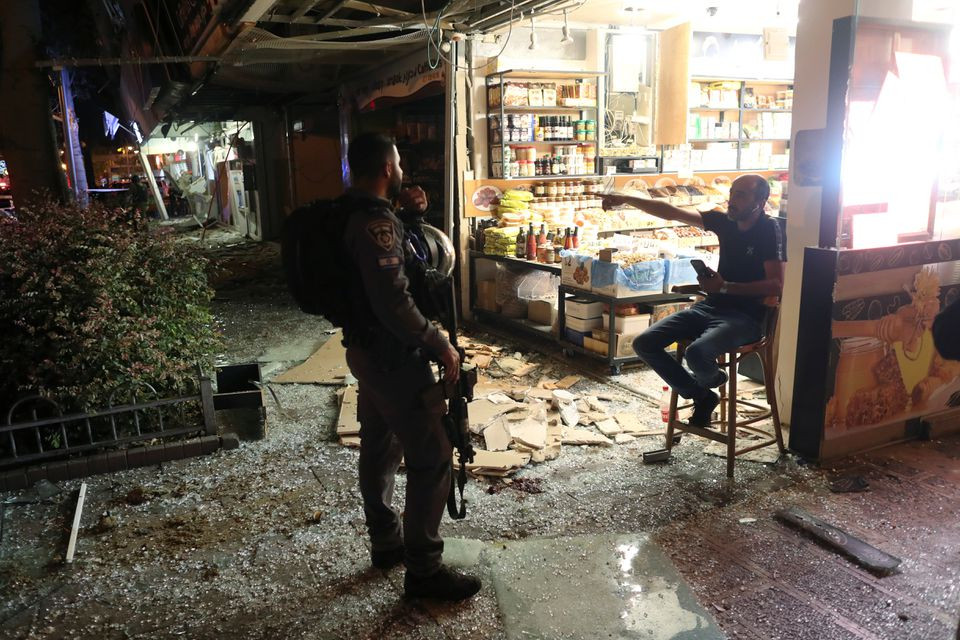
[633,302,762,401]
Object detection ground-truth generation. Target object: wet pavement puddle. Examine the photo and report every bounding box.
[446,534,724,639]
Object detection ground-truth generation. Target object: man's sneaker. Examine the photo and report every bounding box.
[371,546,404,570]
[404,565,482,601]
[688,391,719,428]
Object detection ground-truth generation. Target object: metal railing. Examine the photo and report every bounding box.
[1,379,216,470]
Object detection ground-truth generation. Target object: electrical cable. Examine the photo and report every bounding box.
[421,0,516,71]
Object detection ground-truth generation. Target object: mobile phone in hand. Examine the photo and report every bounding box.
[690,259,715,278]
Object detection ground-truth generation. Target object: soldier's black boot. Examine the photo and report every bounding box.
[404,565,481,601]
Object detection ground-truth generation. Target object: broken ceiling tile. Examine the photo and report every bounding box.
[595,419,622,437]
[561,427,613,446]
[336,386,361,436]
[586,396,607,412]
[614,433,636,445]
[483,417,513,451]
[510,419,548,450]
[472,354,493,369]
[554,375,582,390]
[468,398,521,434]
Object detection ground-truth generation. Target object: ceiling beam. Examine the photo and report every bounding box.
[292,0,324,20]
[342,1,416,18]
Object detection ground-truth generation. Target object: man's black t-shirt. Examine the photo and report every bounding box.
[701,211,786,322]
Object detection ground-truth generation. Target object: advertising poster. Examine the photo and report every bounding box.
[823,265,960,437]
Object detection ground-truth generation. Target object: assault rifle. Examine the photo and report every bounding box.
[420,269,476,520]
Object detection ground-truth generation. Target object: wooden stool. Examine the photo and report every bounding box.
[664,298,786,478]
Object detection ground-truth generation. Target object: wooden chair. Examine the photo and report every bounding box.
[664,288,786,478]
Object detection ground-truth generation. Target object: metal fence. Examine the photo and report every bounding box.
[1,379,216,470]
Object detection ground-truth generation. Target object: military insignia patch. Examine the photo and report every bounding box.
[377,256,402,269]
[366,220,396,251]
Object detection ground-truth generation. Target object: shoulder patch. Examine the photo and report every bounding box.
[366,219,396,251]
[377,255,402,269]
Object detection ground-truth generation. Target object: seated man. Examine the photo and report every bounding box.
[601,175,786,426]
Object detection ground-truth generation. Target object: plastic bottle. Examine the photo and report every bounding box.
[659,386,671,423]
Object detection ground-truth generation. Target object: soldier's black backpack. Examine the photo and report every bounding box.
[281,196,356,326]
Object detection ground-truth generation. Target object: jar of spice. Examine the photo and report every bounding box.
[546,182,558,197]
[533,182,546,198]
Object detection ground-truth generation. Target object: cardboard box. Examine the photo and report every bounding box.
[591,329,643,358]
[564,327,588,347]
[566,315,603,333]
[476,280,499,312]
[566,298,604,319]
[602,303,642,316]
[591,259,665,298]
[646,301,692,325]
[561,254,593,291]
[602,312,651,334]
[528,299,557,325]
[583,336,608,355]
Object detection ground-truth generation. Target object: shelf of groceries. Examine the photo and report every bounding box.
[471,180,725,373]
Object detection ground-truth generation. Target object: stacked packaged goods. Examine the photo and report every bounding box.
[483,226,521,256]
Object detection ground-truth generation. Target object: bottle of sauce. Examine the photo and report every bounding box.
[515,227,526,258]
[572,226,579,248]
[538,223,547,246]
[525,223,537,260]
[563,227,573,250]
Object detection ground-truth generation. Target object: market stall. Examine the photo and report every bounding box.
[458,14,794,374]
[789,15,960,460]
[340,51,452,234]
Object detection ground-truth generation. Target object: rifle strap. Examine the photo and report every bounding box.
[447,451,468,519]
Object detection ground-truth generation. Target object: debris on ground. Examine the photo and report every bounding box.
[335,386,361,444]
[642,449,671,463]
[486,477,546,495]
[775,506,902,574]
[272,333,351,384]
[65,482,87,564]
[455,449,531,476]
[122,486,150,506]
[828,475,870,493]
[702,440,782,464]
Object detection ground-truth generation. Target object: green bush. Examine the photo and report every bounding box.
[0,198,220,413]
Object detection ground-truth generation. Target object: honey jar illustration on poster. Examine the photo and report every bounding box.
[826,268,960,432]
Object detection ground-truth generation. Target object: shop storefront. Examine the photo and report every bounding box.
[340,50,453,234]
[453,0,960,460]
[460,9,792,373]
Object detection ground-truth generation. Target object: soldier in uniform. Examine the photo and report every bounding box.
[341,133,481,601]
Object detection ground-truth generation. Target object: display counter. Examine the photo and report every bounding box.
[791,240,960,459]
